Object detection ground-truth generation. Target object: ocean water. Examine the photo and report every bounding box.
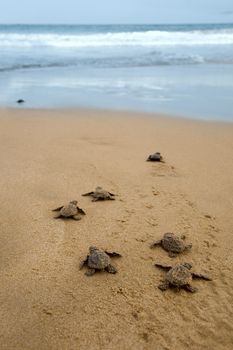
[0,23,233,121]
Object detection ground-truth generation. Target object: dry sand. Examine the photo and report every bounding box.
[0,108,232,350]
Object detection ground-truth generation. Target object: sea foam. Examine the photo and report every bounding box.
[0,29,233,48]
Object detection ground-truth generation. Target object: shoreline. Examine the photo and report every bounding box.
[2,105,233,125]
[1,63,233,123]
[0,107,233,349]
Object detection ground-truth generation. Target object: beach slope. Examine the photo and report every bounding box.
[0,108,232,350]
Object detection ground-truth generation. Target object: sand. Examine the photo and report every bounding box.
[0,107,232,350]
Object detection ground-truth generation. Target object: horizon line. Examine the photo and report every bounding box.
[0,21,233,26]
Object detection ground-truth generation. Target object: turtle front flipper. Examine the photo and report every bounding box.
[183,284,198,293]
[105,264,117,274]
[155,263,172,270]
[52,206,64,212]
[82,192,94,197]
[54,212,62,219]
[108,196,115,200]
[105,251,121,258]
[85,268,96,276]
[192,272,212,281]
[109,192,115,197]
[158,280,170,291]
[150,240,162,248]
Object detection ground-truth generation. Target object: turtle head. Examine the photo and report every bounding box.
[164,232,174,238]
[95,186,103,191]
[89,246,98,253]
[70,200,78,206]
[182,262,192,270]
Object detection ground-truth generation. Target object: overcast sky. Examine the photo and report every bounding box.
[1,0,233,24]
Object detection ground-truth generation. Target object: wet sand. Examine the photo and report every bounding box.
[0,108,233,350]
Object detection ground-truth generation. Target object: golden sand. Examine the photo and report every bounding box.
[0,108,232,349]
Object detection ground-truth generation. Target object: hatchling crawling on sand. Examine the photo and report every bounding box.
[147,152,164,162]
[150,232,192,257]
[17,99,25,104]
[80,246,121,276]
[155,262,212,293]
[82,186,115,201]
[53,200,86,220]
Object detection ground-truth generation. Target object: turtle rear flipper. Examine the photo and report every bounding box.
[183,284,198,293]
[77,207,86,215]
[105,264,117,274]
[168,251,178,258]
[85,268,96,276]
[105,251,121,258]
[158,280,170,291]
[192,273,212,281]
[155,263,172,271]
[82,192,94,197]
[72,215,82,220]
[185,243,193,251]
[79,256,89,270]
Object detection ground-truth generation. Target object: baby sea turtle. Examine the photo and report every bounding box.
[17,99,25,104]
[150,232,192,257]
[155,262,212,293]
[53,200,86,220]
[147,152,164,162]
[82,186,115,201]
[80,246,121,276]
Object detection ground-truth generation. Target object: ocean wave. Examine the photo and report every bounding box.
[2,53,233,73]
[1,29,233,48]
[0,53,207,73]
[0,62,70,73]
